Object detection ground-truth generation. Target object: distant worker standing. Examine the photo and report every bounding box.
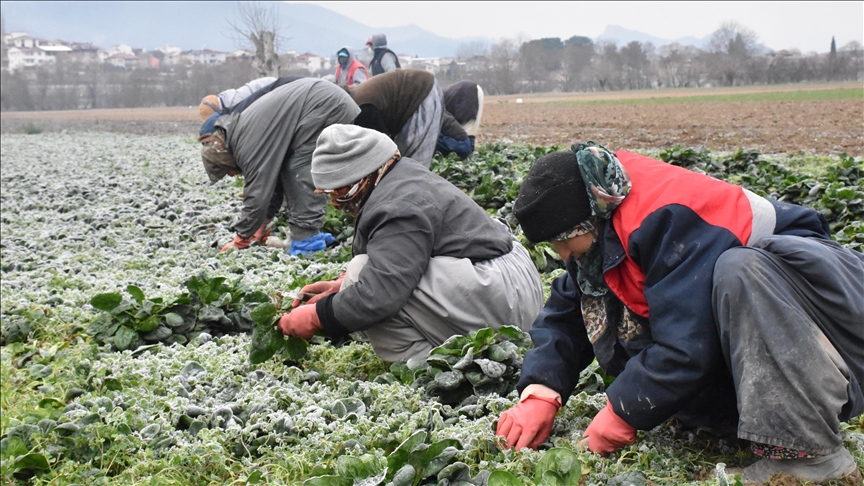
[334,46,368,88]
[198,78,360,255]
[366,33,400,76]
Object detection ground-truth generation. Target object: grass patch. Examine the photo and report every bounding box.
[22,122,43,135]
[548,87,863,106]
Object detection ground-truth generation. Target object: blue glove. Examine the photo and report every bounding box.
[288,232,335,256]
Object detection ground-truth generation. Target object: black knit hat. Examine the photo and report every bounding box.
[513,151,592,243]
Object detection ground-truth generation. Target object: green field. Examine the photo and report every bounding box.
[548,87,864,106]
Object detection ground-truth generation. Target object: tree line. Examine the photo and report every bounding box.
[1,22,861,112]
[448,22,863,95]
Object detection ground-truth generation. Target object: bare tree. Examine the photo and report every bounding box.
[561,37,594,92]
[456,40,489,60]
[488,38,521,95]
[227,2,283,78]
[591,41,623,91]
[706,21,761,86]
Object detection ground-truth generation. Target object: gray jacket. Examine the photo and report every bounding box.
[217,78,360,237]
[318,158,514,335]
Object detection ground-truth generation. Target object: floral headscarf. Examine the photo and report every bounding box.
[571,141,632,219]
[562,142,632,298]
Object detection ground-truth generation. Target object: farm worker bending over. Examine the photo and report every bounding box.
[495,143,864,484]
[436,80,485,160]
[277,125,544,361]
[365,33,400,75]
[348,69,443,167]
[198,76,305,121]
[198,78,360,256]
[334,46,368,88]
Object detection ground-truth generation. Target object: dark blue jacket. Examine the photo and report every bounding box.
[517,151,834,430]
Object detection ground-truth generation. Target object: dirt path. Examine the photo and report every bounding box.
[2,82,862,155]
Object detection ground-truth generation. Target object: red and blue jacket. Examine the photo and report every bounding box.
[517,151,832,430]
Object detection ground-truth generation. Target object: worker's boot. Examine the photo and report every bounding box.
[728,447,860,484]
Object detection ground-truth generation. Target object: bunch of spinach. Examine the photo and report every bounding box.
[302,430,485,486]
[85,273,295,354]
[392,326,532,410]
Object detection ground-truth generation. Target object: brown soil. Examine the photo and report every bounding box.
[480,82,864,156]
[2,82,862,156]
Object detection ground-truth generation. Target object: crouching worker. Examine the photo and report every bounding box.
[198,78,360,255]
[495,143,864,485]
[436,80,484,160]
[277,125,545,361]
[349,69,444,168]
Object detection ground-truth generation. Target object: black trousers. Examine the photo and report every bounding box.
[712,236,864,454]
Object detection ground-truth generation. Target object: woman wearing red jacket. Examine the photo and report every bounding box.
[496,143,864,484]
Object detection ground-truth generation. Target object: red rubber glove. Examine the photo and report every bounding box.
[495,395,561,450]
[583,397,637,455]
[277,304,321,340]
[252,219,271,244]
[220,234,255,253]
[291,273,346,307]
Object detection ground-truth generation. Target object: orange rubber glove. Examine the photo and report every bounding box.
[583,397,636,455]
[291,273,346,307]
[495,395,561,450]
[277,304,321,340]
[252,219,271,244]
[220,234,255,253]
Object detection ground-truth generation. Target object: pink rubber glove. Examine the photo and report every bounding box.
[252,219,271,244]
[495,395,561,450]
[277,304,321,340]
[220,234,255,253]
[583,397,637,455]
[291,273,346,307]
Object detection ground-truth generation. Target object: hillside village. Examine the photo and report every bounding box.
[0,31,455,76]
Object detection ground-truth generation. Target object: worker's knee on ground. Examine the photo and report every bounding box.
[713,247,766,298]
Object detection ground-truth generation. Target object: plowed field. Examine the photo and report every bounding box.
[2,82,862,155]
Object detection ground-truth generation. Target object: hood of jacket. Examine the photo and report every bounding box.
[369,33,387,49]
[337,46,356,68]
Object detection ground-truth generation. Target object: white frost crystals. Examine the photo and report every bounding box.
[0,133,344,328]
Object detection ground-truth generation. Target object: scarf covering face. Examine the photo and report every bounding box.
[199,130,239,184]
[567,142,633,335]
[331,155,399,216]
[564,141,633,297]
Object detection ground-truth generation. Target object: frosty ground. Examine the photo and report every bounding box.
[1,124,862,483]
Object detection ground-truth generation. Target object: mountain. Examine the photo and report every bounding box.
[0,1,495,58]
[595,24,772,54]
[596,25,707,49]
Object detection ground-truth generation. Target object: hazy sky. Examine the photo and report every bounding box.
[300,1,864,54]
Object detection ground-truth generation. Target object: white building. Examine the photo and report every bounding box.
[189,49,227,65]
[405,56,442,73]
[105,52,140,70]
[109,44,135,55]
[289,52,331,73]
[6,44,72,71]
[155,44,182,57]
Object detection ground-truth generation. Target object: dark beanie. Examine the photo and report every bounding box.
[513,151,592,243]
